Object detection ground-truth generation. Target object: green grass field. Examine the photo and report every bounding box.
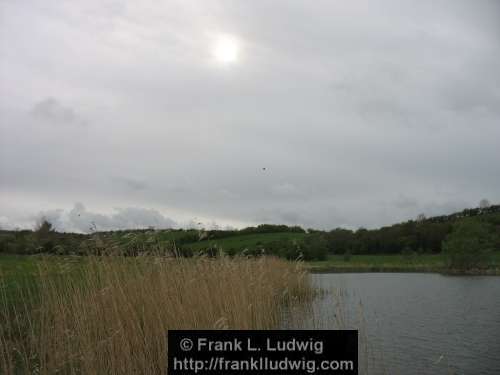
[184,232,307,252]
[0,254,86,279]
[0,255,88,307]
[0,254,41,278]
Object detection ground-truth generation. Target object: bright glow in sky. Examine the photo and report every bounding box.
[212,35,239,64]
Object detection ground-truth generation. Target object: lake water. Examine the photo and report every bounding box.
[285,273,500,375]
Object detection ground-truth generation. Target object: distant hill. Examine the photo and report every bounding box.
[422,204,500,224]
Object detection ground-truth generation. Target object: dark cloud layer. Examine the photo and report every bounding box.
[1,0,499,231]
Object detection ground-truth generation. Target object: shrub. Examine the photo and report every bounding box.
[443,221,494,270]
[300,235,328,261]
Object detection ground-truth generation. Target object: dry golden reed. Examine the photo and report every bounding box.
[0,256,310,374]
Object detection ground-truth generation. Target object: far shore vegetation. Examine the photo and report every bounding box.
[1,203,499,274]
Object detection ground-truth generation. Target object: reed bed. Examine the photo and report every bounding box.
[0,255,311,374]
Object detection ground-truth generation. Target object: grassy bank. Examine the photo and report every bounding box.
[185,232,307,252]
[0,255,311,374]
[306,253,500,274]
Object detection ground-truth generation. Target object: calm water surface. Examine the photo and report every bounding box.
[289,273,500,375]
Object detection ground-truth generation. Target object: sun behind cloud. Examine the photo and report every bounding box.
[212,34,240,64]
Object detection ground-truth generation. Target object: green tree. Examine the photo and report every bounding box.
[300,234,328,260]
[34,218,56,253]
[443,221,493,270]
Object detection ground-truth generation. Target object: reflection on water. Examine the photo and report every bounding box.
[284,273,500,375]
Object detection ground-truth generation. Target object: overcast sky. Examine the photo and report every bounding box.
[1,0,499,232]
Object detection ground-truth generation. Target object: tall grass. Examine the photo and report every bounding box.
[0,256,311,374]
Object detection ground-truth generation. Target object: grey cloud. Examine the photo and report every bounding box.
[270,183,303,197]
[394,195,419,210]
[112,177,149,191]
[1,0,499,231]
[440,77,500,114]
[276,211,303,226]
[31,97,86,126]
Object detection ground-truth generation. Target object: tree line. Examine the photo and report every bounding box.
[1,205,499,265]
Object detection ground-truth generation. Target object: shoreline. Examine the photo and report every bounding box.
[305,264,500,276]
